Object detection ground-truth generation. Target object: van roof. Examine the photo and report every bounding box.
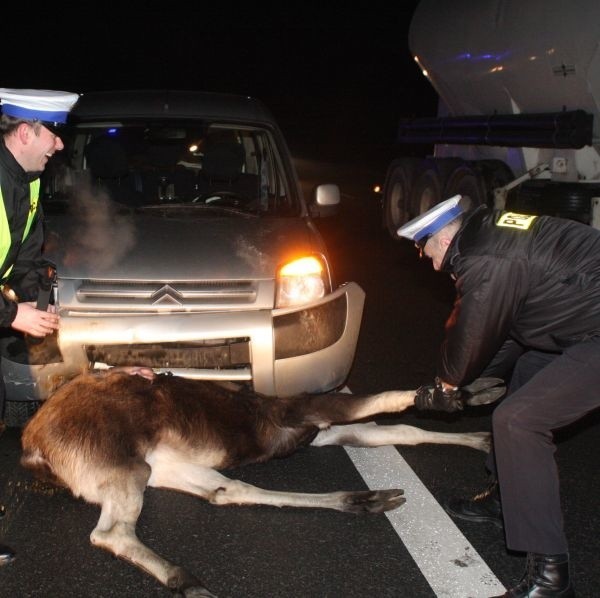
[70,89,276,125]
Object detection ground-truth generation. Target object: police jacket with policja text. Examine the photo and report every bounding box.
[0,138,48,327]
[438,205,600,386]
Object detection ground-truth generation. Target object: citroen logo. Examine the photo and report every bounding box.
[151,284,184,306]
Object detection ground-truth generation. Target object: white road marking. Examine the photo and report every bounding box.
[339,386,505,597]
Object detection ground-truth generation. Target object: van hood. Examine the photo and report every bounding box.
[43,204,323,280]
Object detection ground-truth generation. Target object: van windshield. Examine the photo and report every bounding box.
[44,121,299,216]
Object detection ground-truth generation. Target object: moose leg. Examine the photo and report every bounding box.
[147,450,405,513]
[282,380,506,429]
[283,390,417,428]
[311,422,491,452]
[88,461,217,597]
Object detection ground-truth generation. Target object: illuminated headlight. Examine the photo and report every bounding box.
[276,256,328,308]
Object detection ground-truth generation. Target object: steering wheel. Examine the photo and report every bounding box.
[193,191,242,205]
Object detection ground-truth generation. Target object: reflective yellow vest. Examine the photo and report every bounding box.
[0,178,40,281]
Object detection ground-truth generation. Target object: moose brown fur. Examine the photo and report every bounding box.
[21,369,492,597]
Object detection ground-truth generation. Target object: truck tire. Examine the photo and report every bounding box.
[443,163,486,210]
[409,160,443,215]
[507,180,545,214]
[477,160,515,208]
[545,183,600,223]
[382,158,419,238]
[508,181,600,224]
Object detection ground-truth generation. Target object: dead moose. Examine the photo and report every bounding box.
[20,369,503,597]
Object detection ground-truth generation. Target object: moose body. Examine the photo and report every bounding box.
[21,369,494,597]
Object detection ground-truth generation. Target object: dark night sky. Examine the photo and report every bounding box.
[4,3,437,168]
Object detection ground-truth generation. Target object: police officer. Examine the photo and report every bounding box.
[397,195,600,597]
[0,88,79,567]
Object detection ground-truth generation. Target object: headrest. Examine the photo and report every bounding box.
[85,136,129,179]
[202,141,245,180]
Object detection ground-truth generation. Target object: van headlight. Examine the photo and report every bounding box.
[275,256,328,308]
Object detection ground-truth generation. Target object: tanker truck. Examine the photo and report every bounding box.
[382,0,600,238]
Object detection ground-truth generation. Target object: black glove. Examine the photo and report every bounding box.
[414,377,465,413]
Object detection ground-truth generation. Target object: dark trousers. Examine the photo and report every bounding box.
[490,337,600,554]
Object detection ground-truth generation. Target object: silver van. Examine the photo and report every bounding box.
[2,90,364,401]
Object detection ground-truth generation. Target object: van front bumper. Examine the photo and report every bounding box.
[2,282,364,400]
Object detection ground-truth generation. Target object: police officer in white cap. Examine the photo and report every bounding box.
[398,195,600,597]
[0,87,79,567]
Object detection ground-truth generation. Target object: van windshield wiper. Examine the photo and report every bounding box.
[137,203,260,218]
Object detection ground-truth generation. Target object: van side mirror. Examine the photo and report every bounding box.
[309,183,340,217]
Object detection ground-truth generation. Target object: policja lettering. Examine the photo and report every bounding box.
[496,212,538,230]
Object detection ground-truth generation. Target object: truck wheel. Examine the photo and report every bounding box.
[545,183,600,223]
[410,161,443,215]
[382,158,419,238]
[443,164,486,210]
[477,160,515,207]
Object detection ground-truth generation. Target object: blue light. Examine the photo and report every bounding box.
[454,50,512,63]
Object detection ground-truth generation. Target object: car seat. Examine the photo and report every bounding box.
[84,136,143,205]
[199,140,259,201]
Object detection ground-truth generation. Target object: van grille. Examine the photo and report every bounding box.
[76,280,257,307]
[85,339,251,368]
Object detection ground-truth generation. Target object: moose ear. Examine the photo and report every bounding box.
[461,377,506,406]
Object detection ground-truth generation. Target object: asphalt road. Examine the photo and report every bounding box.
[0,159,598,597]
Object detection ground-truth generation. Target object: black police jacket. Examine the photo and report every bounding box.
[438,206,600,386]
[0,139,48,326]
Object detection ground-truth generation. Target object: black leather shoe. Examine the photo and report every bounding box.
[444,479,503,528]
[0,542,16,567]
[492,552,574,597]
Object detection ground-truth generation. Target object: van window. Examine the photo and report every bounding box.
[44,122,299,216]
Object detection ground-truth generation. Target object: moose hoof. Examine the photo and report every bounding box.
[345,488,406,514]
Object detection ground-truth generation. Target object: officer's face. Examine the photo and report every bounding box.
[423,234,449,270]
[24,123,64,172]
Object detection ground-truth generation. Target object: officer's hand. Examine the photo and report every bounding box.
[11,302,59,338]
[112,366,156,381]
[414,377,465,413]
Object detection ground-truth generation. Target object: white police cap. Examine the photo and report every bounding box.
[397,194,463,244]
[0,88,79,125]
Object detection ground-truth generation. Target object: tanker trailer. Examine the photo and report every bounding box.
[383,0,600,238]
